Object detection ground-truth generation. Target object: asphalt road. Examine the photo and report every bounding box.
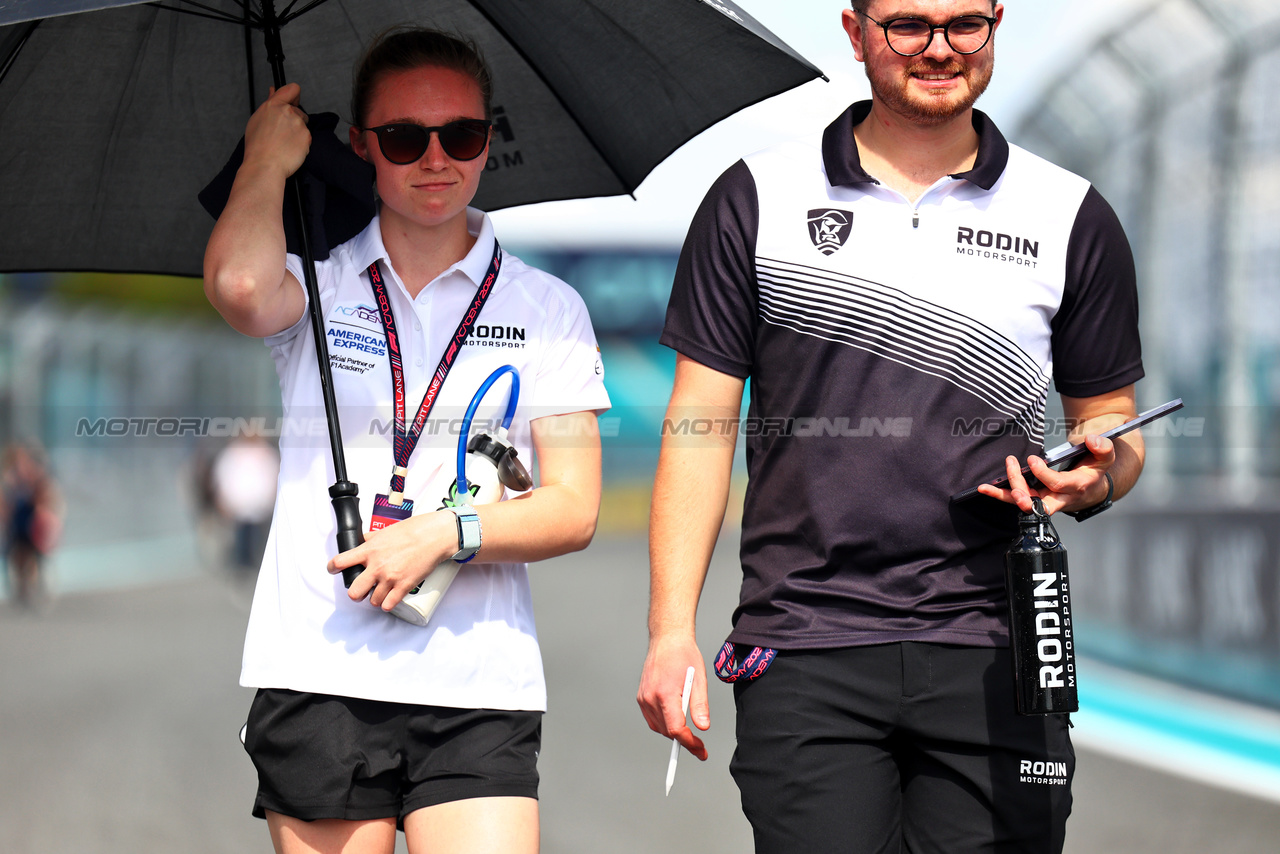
[3,535,1279,853]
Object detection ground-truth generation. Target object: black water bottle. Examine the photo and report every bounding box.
[1005,498,1078,715]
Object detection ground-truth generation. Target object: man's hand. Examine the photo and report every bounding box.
[637,636,710,761]
[639,355,742,763]
[977,433,1114,515]
[977,385,1144,515]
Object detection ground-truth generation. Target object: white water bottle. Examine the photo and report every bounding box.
[388,447,506,627]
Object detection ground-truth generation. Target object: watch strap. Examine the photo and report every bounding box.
[443,504,482,562]
[1065,471,1114,522]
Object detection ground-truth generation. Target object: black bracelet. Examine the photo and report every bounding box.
[1065,471,1114,522]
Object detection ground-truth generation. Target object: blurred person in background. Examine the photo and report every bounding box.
[211,430,281,572]
[2,442,62,608]
[638,2,1145,852]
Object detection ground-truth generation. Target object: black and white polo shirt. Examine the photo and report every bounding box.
[662,101,1143,650]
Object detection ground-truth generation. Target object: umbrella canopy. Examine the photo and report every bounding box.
[0,0,823,277]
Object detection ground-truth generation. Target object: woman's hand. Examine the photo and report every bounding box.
[326,509,458,612]
[243,83,312,181]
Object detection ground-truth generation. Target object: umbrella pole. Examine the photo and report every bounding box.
[261,0,365,588]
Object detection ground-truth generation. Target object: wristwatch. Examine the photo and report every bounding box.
[1065,471,1113,522]
[443,504,482,562]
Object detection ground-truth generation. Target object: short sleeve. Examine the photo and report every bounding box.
[264,252,313,348]
[530,285,611,418]
[659,160,760,378]
[1051,186,1145,398]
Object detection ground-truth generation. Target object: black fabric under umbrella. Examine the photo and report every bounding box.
[0,0,823,576]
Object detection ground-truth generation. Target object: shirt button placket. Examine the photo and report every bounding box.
[415,293,429,373]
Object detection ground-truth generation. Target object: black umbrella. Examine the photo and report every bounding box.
[0,0,823,576]
[0,0,823,275]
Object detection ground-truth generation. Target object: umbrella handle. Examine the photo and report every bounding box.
[330,480,365,588]
[260,1,366,592]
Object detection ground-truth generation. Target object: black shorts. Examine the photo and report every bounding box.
[730,643,1073,854]
[243,689,541,825]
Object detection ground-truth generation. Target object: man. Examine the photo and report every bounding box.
[637,2,1144,852]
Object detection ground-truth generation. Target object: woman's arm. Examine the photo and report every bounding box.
[327,410,603,611]
[203,83,310,338]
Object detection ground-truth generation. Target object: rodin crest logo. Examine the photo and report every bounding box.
[807,209,853,255]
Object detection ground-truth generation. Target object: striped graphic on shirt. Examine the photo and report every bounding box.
[757,256,1051,443]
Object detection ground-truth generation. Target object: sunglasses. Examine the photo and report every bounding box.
[360,119,492,164]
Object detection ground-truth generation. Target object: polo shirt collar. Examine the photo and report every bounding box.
[822,100,1010,191]
[347,207,498,290]
[455,208,498,288]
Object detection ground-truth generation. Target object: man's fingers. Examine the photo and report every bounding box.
[975,483,1013,502]
[1025,455,1068,491]
[1003,455,1036,511]
[1084,433,1115,461]
[671,723,708,760]
[689,671,711,730]
[660,682,708,759]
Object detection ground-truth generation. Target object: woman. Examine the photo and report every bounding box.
[204,28,608,854]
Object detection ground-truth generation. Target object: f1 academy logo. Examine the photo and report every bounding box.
[807,209,853,256]
[336,303,381,324]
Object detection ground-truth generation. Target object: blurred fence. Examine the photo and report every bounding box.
[1015,0,1280,706]
[0,266,680,560]
[1015,0,1280,490]
[0,294,280,553]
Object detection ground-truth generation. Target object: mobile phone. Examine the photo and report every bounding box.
[950,399,1184,502]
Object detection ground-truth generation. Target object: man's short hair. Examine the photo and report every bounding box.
[851,1,997,13]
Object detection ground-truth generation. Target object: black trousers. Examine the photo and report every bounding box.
[730,643,1073,854]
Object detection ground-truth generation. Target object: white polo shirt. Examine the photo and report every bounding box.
[240,208,610,710]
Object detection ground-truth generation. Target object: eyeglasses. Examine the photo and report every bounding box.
[862,14,998,57]
[359,119,492,164]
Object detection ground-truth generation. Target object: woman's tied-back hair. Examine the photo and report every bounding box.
[352,27,494,127]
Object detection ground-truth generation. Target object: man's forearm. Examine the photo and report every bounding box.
[647,437,734,639]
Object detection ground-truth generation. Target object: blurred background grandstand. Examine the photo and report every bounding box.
[1014,0,1280,710]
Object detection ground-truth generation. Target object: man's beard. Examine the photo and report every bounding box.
[864,56,994,125]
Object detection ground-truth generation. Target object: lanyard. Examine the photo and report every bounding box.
[366,240,502,504]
